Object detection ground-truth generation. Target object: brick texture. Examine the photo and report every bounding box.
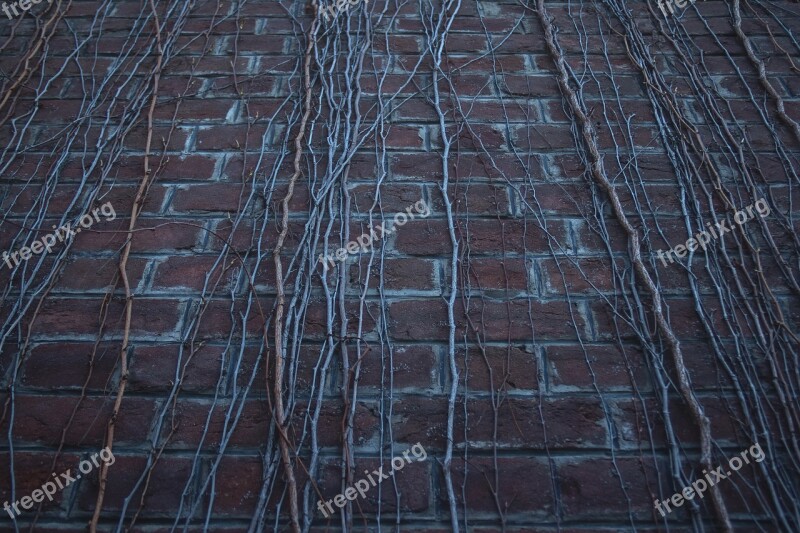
[0,0,798,531]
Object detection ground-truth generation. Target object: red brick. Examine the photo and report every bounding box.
[123,125,189,152]
[167,399,271,448]
[372,35,422,54]
[439,74,495,96]
[22,342,119,391]
[194,124,268,150]
[75,455,194,514]
[516,183,592,215]
[394,219,568,256]
[210,219,306,253]
[383,125,426,150]
[447,183,511,215]
[447,457,554,515]
[348,344,437,390]
[153,98,238,122]
[392,396,607,449]
[464,257,529,290]
[547,344,649,391]
[128,344,227,394]
[348,184,425,213]
[58,257,148,291]
[459,98,541,122]
[457,344,538,391]
[211,455,264,515]
[613,397,742,449]
[221,34,288,54]
[450,123,507,151]
[0,451,79,509]
[315,454,430,514]
[302,300,379,341]
[354,256,438,291]
[389,299,584,342]
[540,256,618,294]
[191,298,274,339]
[558,457,664,518]
[29,298,180,337]
[3,395,156,447]
[152,255,233,291]
[70,218,201,253]
[502,75,560,97]
[112,154,219,182]
[511,124,576,150]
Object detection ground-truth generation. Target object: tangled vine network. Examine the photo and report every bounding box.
[0,0,798,532]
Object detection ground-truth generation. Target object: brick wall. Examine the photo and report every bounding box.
[0,0,798,531]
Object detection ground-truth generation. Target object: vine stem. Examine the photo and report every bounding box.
[270,9,320,533]
[88,0,164,530]
[731,0,800,145]
[534,1,732,530]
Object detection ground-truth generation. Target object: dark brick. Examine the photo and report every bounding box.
[58,257,148,291]
[2,395,156,447]
[540,256,618,294]
[152,255,232,291]
[353,256,438,291]
[195,124,268,150]
[348,344,438,390]
[464,257,529,291]
[394,219,569,256]
[22,342,119,391]
[457,344,538,391]
[392,396,607,450]
[558,457,664,519]
[75,455,194,515]
[129,343,227,394]
[315,454,430,514]
[0,451,79,509]
[447,457,554,516]
[547,344,649,391]
[29,298,181,337]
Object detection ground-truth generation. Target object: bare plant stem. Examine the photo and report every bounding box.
[534,1,732,530]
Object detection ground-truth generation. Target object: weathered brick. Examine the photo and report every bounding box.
[22,342,119,391]
[75,455,194,514]
[353,256,438,291]
[457,344,538,391]
[447,457,554,516]
[129,343,227,394]
[394,219,569,255]
[2,395,156,447]
[464,257,529,291]
[315,455,430,514]
[70,218,202,253]
[29,298,181,338]
[1,1,795,530]
[152,255,232,291]
[558,457,664,519]
[58,257,148,291]
[391,396,607,450]
[547,343,649,391]
[348,344,438,390]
